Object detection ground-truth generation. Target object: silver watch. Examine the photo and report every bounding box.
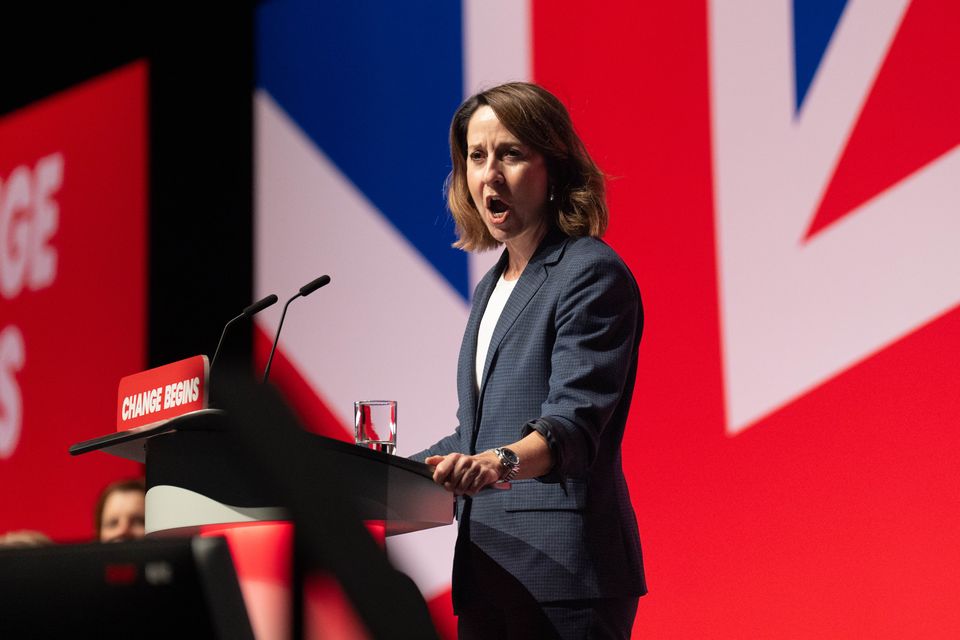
[493,447,520,482]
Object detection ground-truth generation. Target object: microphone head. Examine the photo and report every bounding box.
[243,294,279,317]
[299,275,331,297]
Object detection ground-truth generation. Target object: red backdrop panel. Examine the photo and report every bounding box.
[535,1,960,637]
[0,61,148,542]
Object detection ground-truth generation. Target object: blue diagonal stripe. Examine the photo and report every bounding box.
[793,0,849,113]
[256,0,468,299]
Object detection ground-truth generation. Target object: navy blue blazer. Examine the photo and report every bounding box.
[413,229,647,604]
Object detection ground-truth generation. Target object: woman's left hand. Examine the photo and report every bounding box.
[424,452,507,496]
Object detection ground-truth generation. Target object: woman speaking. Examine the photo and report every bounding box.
[413,82,646,639]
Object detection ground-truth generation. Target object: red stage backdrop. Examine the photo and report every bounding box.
[536,1,960,636]
[0,62,147,542]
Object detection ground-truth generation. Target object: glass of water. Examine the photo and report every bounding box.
[354,400,397,455]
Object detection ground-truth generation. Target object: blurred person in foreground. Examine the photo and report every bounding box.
[412,82,646,639]
[95,478,146,542]
[0,530,52,547]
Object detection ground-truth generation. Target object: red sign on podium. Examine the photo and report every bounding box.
[116,355,209,431]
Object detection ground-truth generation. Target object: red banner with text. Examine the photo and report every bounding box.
[116,356,208,431]
[0,61,148,542]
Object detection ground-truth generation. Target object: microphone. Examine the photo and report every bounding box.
[244,294,280,317]
[263,275,331,383]
[210,294,279,372]
[299,274,331,297]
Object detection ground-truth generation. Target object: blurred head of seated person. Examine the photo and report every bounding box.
[95,478,146,542]
[0,529,52,547]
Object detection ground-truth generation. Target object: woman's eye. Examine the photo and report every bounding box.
[469,151,484,162]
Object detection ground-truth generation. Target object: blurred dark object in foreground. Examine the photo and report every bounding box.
[211,368,439,640]
[0,536,253,639]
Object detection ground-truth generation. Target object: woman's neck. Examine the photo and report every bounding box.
[502,221,550,281]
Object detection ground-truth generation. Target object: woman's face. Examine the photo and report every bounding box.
[99,489,145,542]
[465,105,549,248]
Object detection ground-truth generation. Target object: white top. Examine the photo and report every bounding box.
[476,274,518,390]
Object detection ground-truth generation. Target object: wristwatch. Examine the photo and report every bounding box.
[493,447,520,482]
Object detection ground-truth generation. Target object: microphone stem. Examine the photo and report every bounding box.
[263,294,301,383]
[210,313,243,373]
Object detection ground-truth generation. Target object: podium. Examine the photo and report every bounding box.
[70,409,452,536]
[72,407,452,638]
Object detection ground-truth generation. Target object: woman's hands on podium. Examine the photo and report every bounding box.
[425,430,554,496]
[425,451,506,497]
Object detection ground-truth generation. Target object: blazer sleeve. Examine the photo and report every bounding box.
[408,426,462,463]
[524,250,641,478]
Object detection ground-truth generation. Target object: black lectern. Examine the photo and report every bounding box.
[70,409,452,536]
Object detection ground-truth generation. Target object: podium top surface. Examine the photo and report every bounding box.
[68,409,434,480]
[68,409,225,462]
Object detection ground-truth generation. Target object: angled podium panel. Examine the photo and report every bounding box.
[70,409,452,536]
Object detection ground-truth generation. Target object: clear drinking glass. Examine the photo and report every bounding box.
[354,400,397,455]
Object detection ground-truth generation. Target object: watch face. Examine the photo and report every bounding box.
[500,447,519,466]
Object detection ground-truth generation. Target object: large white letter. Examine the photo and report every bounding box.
[0,325,26,458]
[29,153,62,291]
[0,167,32,299]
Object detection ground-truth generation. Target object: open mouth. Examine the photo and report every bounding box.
[487,196,510,219]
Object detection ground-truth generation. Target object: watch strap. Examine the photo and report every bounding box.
[493,447,520,482]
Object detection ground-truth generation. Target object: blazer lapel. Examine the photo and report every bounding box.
[477,230,569,406]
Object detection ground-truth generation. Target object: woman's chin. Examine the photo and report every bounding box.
[485,216,513,239]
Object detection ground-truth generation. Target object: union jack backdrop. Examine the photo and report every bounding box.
[254,0,960,636]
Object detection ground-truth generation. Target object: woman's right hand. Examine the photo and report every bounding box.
[425,452,507,496]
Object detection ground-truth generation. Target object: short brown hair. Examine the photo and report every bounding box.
[447,82,608,252]
[94,477,145,536]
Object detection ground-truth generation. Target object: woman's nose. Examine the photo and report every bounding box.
[482,158,504,185]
